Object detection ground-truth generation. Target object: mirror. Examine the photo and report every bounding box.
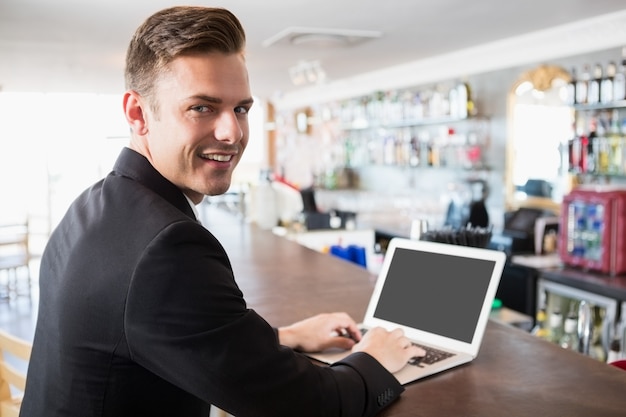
[505,64,573,213]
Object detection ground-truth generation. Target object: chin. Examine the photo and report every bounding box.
[199,172,234,196]
[206,183,232,196]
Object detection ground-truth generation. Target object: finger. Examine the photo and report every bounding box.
[409,344,426,357]
[331,326,360,342]
[334,313,359,331]
[390,328,405,339]
[344,323,362,342]
[327,335,356,351]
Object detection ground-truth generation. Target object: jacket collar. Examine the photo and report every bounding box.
[111,147,198,221]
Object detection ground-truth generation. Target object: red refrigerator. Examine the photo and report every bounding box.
[559,185,626,276]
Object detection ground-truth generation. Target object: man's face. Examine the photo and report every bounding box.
[137,52,253,202]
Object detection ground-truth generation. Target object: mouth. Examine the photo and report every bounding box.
[200,153,235,162]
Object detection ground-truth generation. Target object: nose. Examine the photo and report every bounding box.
[214,111,243,144]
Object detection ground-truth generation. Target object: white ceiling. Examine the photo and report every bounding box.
[1,0,626,100]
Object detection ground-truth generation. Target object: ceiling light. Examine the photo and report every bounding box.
[263,27,382,48]
[289,60,326,86]
[290,33,350,48]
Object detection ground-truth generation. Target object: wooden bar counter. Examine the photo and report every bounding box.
[201,205,626,417]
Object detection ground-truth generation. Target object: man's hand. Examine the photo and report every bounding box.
[278,312,362,352]
[352,327,425,373]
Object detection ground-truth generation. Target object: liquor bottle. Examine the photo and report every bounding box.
[576,65,590,105]
[614,47,626,102]
[586,117,598,173]
[579,134,589,173]
[531,303,549,340]
[577,300,593,355]
[383,135,396,165]
[608,109,623,174]
[608,338,622,363]
[427,140,440,167]
[607,321,623,363]
[448,84,460,118]
[566,67,577,105]
[456,82,472,119]
[429,88,443,118]
[596,122,609,174]
[589,305,607,362]
[409,136,420,167]
[559,303,579,351]
[587,63,602,104]
[600,61,616,104]
[567,135,580,173]
[549,306,564,344]
[568,134,581,173]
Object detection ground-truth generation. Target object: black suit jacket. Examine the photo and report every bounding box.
[21,147,403,417]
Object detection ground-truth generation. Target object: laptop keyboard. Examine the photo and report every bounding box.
[359,327,455,368]
[408,343,455,367]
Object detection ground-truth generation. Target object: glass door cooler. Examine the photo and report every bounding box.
[537,279,618,362]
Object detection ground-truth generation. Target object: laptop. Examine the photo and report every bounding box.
[307,237,506,385]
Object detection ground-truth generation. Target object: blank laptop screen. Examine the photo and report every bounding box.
[373,247,496,343]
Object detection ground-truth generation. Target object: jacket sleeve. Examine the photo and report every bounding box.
[124,220,403,417]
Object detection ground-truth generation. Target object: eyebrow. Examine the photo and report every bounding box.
[193,94,254,107]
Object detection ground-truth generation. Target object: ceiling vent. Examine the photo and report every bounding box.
[262,27,382,48]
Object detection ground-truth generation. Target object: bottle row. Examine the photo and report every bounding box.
[342,126,487,169]
[568,109,626,175]
[567,48,626,106]
[532,293,622,363]
[337,82,476,128]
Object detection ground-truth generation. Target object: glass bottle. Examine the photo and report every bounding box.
[579,134,589,174]
[549,306,564,344]
[531,305,549,341]
[457,82,476,118]
[600,61,616,104]
[586,117,598,173]
[568,134,581,173]
[576,64,590,105]
[577,300,593,355]
[607,321,623,363]
[566,67,577,105]
[559,302,579,351]
[608,109,623,174]
[614,48,626,102]
[589,306,607,362]
[587,63,602,104]
[596,122,609,174]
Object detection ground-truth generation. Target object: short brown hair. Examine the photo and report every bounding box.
[125,6,246,101]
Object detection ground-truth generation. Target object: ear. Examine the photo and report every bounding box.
[123,90,149,136]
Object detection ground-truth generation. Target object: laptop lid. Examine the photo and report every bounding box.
[363,237,506,358]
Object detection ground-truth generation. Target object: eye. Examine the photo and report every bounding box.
[191,105,212,113]
[234,106,250,115]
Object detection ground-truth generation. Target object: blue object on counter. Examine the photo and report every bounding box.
[348,245,367,268]
[330,245,351,261]
[330,244,367,268]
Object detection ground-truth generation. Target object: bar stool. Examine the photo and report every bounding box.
[0,221,31,299]
[0,329,32,417]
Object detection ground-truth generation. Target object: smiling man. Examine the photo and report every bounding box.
[20,6,422,417]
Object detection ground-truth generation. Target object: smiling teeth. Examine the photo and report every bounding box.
[204,154,232,162]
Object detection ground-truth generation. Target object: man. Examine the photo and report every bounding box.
[21,6,422,417]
